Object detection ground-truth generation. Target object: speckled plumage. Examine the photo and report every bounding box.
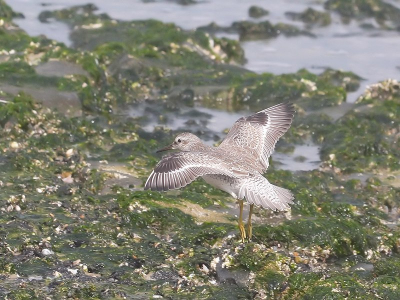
[144,102,295,212]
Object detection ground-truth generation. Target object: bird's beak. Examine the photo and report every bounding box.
[156,143,175,153]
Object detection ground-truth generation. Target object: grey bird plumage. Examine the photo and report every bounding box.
[144,102,295,212]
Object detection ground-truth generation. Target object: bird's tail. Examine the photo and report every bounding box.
[238,174,294,211]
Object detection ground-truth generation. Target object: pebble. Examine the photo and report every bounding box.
[10,142,20,149]
[66,148,74,158]
[42,249,54,256]
[67,268,78,275]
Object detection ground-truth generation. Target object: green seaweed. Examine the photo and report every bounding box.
[320,85,400,172]
[0,92,36,129]
[230,69,347,112]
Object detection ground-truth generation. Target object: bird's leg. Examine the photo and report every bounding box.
[238,200,246,242]
[247,204,254,241]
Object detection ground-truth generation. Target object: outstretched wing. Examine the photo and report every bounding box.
[219,102,295,172]
[144,152,244,192]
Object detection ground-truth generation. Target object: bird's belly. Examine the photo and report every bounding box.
[202,174,239,198]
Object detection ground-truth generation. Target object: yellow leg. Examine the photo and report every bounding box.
[238,200,246,242]
[247,204,254,241]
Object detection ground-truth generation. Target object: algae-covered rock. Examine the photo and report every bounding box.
[287,113,333,145]
[286,7,332,27]
[38,3,109,26]
[34,4,248,114]
[0,4,33,52]
[357,78,400,102]
[198,20,314,41]
[40,4,244,66]
[232,20,280,40]
[232,20,314,40]
[320,79,400,173]
[248,6,269,19]
[0,0,23,21]
[325,0,400,28]
[230,69,347,112]
[319,68,363,92]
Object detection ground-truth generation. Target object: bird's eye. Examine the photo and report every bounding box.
[177,139,181,143]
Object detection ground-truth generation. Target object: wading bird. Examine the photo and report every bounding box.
[145,103,295,242]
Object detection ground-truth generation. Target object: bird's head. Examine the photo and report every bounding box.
[156,132,203,153]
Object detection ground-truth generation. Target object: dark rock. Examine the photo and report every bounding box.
[232,20,279,40]
[285,8,331,27]
[88,263,104,273]
[197,22,227,34]
[179,88,195,106]
[248,6,269,18]
[128,257,144,269]
[73,240,86,248]
[232,20,314,40]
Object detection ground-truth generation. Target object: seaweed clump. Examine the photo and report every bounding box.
[321,79,400,173]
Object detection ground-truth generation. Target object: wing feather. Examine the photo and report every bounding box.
[144,152,243,192]
[219,102,295,172]
[238,174,294,211]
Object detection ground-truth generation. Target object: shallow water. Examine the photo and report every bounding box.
[273,143,321,171]
[243,33,400,103]
[128,104,245,137]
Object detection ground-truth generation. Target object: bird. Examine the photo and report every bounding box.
[144,102,295,242]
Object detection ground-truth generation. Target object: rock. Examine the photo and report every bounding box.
[10,141,19,149]
[41,249,54,256]
[248,6,269,18]
[285,8,331,27]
